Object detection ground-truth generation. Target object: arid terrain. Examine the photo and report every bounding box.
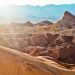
[0,11,75,75]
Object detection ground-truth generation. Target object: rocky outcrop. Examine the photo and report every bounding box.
[24,46,60,59]
[24,46,46,56]
[53,43,75,64]
[24,35,75,64]
[26,34,48,46]
[48,35,75,64]
[57,11,75,29]
[49,35,74,47]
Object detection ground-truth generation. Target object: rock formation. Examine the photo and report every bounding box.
[0,46,75,75]
[57,11,75,29]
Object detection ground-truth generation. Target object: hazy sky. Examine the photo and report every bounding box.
[0,0,75,6]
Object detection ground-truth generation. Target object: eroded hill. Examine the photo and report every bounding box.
[0,46,75,75]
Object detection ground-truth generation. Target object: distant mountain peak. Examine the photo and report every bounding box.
[24,21,33,26]
[35,20,53,26]
[63,11,75,19]
[26,21,32,24]
[64,11,73,15]
[57,11,75,29]
[41,20,53,24]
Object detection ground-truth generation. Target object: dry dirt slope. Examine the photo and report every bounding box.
[0,46,75,75]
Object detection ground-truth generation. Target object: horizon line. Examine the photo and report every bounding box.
[0,3,75,7]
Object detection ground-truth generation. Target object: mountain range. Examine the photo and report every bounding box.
[0,4,75,23]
